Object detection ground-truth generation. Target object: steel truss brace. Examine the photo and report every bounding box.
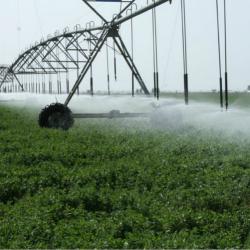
[113,31,150,95]
[0,67,13,83]
[64,27,149,106]
[64,29,109,105]
[13,74,24,91]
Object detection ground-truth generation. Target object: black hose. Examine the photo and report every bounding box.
[152,5,156,98]
[106,42,110,95]
[154,7,159,100]
[113,41,117,81]
[76,38,80,95]
[56,46,61,95]
[216,0,223,108]
[65,39,70,95]
[131,14,135,97]
[224,0,229,110]
[181,0,188,105]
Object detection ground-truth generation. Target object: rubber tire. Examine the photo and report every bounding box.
[38,103,74,130]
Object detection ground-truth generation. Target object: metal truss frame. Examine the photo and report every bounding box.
[0,0,172,105]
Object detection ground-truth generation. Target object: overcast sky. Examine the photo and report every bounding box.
[1,0,250,92]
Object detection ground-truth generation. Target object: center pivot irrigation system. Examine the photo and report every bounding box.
[0,0,230,130]
[0,0,174,130]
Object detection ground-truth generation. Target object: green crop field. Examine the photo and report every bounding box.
[0,101,250,249]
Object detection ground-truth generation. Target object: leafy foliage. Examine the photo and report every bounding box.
[0,105,249,248]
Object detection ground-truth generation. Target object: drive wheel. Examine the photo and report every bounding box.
[38,103,74,130]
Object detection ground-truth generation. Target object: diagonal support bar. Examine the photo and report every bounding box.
[0,72,9,89]
[13,74,25,92]
[82,0,108,24]
[64,29,109,106]
[113,32,150,95]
